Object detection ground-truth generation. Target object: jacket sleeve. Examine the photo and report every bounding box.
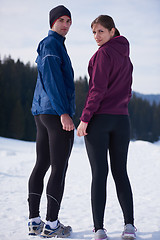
[41,54,70,116]
[80,50,111,122]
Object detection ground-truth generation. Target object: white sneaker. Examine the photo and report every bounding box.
[94,229,108,240]
[122,224,136,239]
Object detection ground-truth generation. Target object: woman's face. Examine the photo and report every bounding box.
[92,23,115,46]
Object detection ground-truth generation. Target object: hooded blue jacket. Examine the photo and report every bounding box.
[31,30,75,117]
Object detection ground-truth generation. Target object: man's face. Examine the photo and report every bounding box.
[52,16,72,37]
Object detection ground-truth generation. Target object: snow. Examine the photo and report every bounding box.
[0,134,160,240]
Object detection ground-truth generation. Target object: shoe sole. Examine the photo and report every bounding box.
[94,238,108,240]
[93,237,108,240]
[40,233,71,238]
[40,230,72,238]
[122,235,136,239]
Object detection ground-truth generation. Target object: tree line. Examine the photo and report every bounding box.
[0,56,160,142]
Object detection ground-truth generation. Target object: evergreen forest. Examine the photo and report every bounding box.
[0,56,160,142]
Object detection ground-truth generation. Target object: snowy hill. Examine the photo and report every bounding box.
[133,92,160,105]
[0,135,160,240]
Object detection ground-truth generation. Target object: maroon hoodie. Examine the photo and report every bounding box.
[80,36,133,123]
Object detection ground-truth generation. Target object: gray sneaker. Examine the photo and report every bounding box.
[122,224,136,239]
[28,220,45,235]
[94,229,108,240]
[40,221,72,238]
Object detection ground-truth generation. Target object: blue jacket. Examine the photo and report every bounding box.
[31,30,75,117]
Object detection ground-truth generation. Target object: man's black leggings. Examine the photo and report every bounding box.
[84,114,134,231]
[28,114,74,221]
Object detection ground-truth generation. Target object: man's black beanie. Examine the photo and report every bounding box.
[49,5,71,28]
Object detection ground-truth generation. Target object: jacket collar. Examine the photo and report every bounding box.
[48,30,66,44]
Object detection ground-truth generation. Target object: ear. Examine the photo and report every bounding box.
[111,28,115,37]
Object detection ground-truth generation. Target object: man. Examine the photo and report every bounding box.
[28,5,75,238]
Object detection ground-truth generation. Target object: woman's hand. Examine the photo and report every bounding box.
[60,114,75,131]
[77,121,88,137]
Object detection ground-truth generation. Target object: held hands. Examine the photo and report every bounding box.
[77,121,88,137]
[60,114,75,131]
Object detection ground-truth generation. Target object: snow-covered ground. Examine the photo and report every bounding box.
[0,134,160,240]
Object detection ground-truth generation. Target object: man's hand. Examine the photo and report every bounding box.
[60,114,75,131]
[77,121,88,137]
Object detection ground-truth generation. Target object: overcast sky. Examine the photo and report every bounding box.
[0,0,160,94]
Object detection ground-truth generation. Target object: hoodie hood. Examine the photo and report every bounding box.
[103,36,130,57]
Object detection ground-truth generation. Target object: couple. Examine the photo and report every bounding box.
[28,5,136,240]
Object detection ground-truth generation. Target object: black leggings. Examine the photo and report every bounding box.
[28,114,74,221]
[84,114,134,231]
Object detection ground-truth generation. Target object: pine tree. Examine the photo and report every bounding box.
[0,56,160,142]
[73,76,89,127]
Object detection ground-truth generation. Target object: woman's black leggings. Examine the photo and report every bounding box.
[28,114,74,221]
[84,114,134,231]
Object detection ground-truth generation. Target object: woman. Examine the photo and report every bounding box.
[77,15,136,240]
